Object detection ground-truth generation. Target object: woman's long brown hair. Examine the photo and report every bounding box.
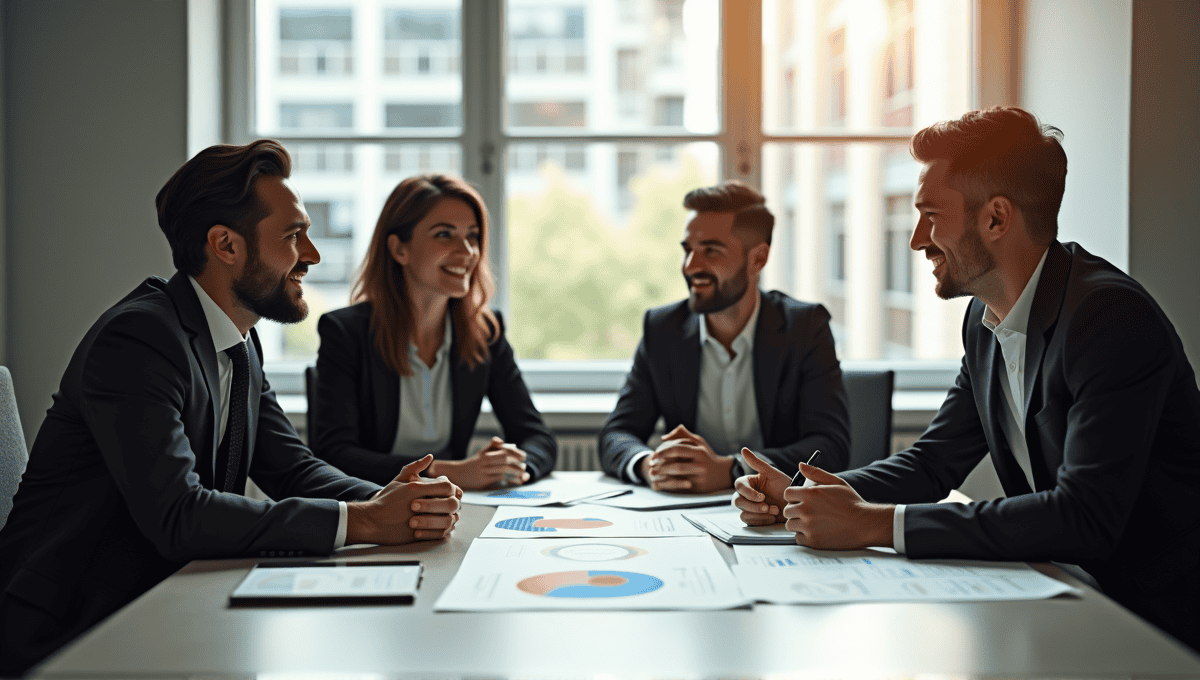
[352,174,498,376]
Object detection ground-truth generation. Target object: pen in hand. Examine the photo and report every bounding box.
[789,450,823,488]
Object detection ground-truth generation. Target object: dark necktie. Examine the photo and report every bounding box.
[221,342,250,493]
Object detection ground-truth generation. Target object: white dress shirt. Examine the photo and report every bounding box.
[892,249,1049,553]
[626,292,764,481]
[391,314,454,458]
[188,277,349,549]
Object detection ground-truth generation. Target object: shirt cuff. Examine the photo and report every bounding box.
[334,501,348,550]
[892,504,906,554]
[625,450,653,484]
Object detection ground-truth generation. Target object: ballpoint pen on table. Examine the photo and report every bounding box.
[789,450,823,488]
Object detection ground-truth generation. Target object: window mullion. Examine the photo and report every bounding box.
[721,0,763,187]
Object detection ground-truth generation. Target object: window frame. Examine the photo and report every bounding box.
[222,0,978,398]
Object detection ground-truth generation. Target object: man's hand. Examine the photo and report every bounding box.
[639,424,734,494]
[429,436,529,490]
[781,463,894,550]
[732,447,792,525]
[346,454,463,545]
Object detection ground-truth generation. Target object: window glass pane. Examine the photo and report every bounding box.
[762,0,968,133]
[505,142,719,360]
[254,142,463,363]
[760,142,968,362]
[256,0,462,136]
[504,0,720,134]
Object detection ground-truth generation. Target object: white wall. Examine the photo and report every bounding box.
[1020,0,1132,271]
[1128,0,1200,377]
[6,0,187,440]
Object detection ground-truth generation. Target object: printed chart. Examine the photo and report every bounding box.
[434,537,748,611]
[732,545,1080,604]
[460,477,623,507]
[480,505,704,539]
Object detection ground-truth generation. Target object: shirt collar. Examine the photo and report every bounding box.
[699,289,761,352]
[983,248,1050,336]
[188,275,248,353]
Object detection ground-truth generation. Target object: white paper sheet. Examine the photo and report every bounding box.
[732,545,1080,603]
[682,505,796,544]
[230,563,421,602]
[460,476,625,507]
[435,537,749,611]
[585,483,735,510]
[481,505,705,538]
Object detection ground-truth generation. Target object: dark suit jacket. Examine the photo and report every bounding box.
[599,290,851,482]
[313,302,556,485]
[841,241,1200,648]
[0,273,381,674]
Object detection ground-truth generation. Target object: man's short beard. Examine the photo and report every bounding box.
[688,261,750,314]
[935,220,996,300]
[232,250,308,324]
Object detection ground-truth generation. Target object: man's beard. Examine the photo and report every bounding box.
[687,261,750,314]
[931,221,996,300]
[232,253,308,324]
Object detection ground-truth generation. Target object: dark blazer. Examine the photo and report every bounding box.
[313,302,556,485]
[0,273,380,674]
[841,241,1200,650]
[599,289,851,482]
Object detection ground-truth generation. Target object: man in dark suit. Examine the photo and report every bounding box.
[600,182,850,493]
[0,141,463,675]
[735,107,1200,652]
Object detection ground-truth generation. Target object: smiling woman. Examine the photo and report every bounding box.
[309,174,558,492]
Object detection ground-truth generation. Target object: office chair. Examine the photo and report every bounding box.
[842,370,895,470]
[304,365,318,447]
[0,366,28,530]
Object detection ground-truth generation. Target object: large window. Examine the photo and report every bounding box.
[243,0,972,369]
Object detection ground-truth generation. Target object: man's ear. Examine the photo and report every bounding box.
[206,225,243,266]
[981,196,1014,243]
[748,241,770,276]
[387,233,408,266]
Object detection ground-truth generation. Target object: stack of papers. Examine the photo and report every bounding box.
[585,484,734,510]
[681,505,796,544]
[229,561,423,606]
[460,476,623,507]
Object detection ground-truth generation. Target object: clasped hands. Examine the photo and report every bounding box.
[429,436,530,490]
[731,448,894,550]
[346,454,462,545]
[638,424,734,494]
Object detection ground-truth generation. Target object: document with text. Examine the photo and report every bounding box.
[585,484,735,510]
[682,505,796,544]
[732,545,1080,603]
[435,536,748,611]
[460,476,625,507]
[481,505,706,539]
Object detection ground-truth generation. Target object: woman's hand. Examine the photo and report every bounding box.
[430,437,530,490]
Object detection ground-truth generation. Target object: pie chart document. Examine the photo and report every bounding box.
[459,476,624,507]
[434,537,749,611]
[479,505,705,539]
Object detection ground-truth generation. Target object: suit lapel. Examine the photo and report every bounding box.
[1022,242,1069,421]
[674,312,702,428]
[246,329,264,477]
[752,291,784,440]
[165,273,222,472]
[448,314,474,455]
[370,333,401,452]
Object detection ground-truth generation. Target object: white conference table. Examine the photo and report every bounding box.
[30,472,1200,679]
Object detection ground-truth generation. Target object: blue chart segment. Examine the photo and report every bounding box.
[517,570,665,598]
[487,490,551,499]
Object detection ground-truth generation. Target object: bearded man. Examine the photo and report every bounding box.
[599,181,850,493]
[0,141,463,675]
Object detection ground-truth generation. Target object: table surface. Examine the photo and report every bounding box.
[32,473,1200,679]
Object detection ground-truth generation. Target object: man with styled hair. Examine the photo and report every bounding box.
[600,181,850,494]
[0,141,463,674]
[734,107,1200,651]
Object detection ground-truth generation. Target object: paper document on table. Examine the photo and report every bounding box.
[460,476,625,507]
[435,536,748,611]
[732,545,1080,603]
[229,561,422,606]
[480,505,704,538]
[585,483,734,510]
[682,505,796,544]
